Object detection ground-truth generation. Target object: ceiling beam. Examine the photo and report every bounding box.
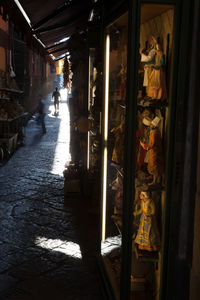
[32,0,84,30]
[48,45,69,54]
[54,55,68,61]
[45,40,69,51]
[34,8,90,34]
[34,21,73,34]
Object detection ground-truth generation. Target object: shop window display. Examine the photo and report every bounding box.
[100,4,174,300]
[132,4,174,299]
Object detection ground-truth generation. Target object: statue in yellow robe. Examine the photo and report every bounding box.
[140,117,164,185]
[134,191,160,252]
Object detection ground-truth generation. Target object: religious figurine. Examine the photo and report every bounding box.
[135,115,151,172]
[134,191,160,252]
[140,36,157,97]
[114,186,123,217]
[140,36,167,101]
[111,114,125,166]
[140,116,164,185]
[118,64,126,102]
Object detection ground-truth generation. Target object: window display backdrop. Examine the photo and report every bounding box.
[100,3,175,300]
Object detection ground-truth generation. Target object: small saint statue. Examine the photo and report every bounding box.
[140,116,164,185]
[134,191,160,252]
[140,36,167,101]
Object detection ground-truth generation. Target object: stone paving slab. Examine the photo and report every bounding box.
[0,81,105,299]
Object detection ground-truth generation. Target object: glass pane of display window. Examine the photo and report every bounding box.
[131,4,174,300]
[101,12,128,298]
[87,48,98,170]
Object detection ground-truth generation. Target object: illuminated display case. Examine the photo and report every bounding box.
[99,1,188,299]
[130,4,174,299]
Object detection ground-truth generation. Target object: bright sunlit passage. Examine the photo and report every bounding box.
[50,87,71,176]
[35,237,82,259]
[56,59,64,75]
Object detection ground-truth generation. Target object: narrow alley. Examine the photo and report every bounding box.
[0,77,104,300]
[0,1,199,299]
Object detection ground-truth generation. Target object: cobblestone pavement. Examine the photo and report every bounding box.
[0,87,105,299]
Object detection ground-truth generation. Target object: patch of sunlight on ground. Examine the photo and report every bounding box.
[60,87,68,100]
[35,236,82,259]
[101,235,121,256]
[50,87,71,176]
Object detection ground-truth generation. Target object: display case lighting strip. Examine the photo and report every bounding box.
[88,55,91,111]
[102,34,110,241]
[87,132,90,170]
[104,34,110,142]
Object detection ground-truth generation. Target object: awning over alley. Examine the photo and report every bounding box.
[4,0,96,60]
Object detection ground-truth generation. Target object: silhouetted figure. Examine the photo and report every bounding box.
[52,87,61,115]
[37,94,46,134]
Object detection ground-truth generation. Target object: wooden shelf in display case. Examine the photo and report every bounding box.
[134,245,159,263]
[137,103,168,109]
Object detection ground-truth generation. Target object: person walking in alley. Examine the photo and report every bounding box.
[52,87,61,115]
[37,94,46,134]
